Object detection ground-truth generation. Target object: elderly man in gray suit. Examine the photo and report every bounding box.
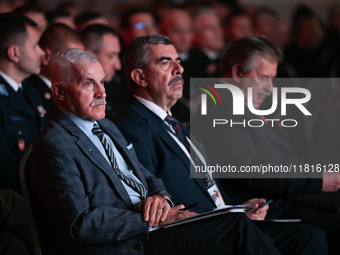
[30,48,281,255]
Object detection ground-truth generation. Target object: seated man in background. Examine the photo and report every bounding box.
[26,23,84,119]
[80,24,130,117]
[113,34,328,254]
[192,35,340,254]
[30,48,280,255]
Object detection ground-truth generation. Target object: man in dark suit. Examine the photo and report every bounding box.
[190,7,225,78]
[80,24,131,118]
[192,35,340,254]
[113,34,328,254]
[0,13,45,193]
[31,48,281,255]
[26,23,84,119]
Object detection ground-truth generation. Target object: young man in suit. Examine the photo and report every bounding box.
[31,48,281,255]
[113,34,328,254]
[192,35,340,254]
[0,12,45,193]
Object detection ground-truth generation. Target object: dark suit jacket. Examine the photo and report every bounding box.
[25,74,55,119]
[191,88,322,218]
[0,75,45,193]
[113,97,240,214]
[31,108,166,255]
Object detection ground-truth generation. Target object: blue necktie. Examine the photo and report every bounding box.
[92,124,147,199]
[164,115,190,148]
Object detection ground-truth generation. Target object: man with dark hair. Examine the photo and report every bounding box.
[13,3,48,34]
[113,34,328,254]
[191,7,225,78]
[25,23,84,119]
[45,9,76,30]
[0,12,45,193]
[31,47,281,255]
[80,24,130,117]
[120,7,159,47]
[192,35,340,254]
[74,11,109,32]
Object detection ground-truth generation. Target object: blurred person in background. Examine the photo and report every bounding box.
[191,7,225,78]
[45,9,76,30]
[120,7,159,48]
[25,23,84,119]
[80,24,129,117]
[13,3,47,34]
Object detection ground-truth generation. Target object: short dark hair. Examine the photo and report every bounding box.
[74,11,102,28]
[79,24,119,54]
[45,9,71,24]
[125,35,173,89]
[220,35,282,76]
[39,23,82,52]
[120,7,157,29]
[0,12,37,59]
[13,3,44,15]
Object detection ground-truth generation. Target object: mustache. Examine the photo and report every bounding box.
[168,76,184,86]
[258,90,271,96]
[91,98,106,107]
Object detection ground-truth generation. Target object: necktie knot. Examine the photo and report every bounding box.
[164,115,180,134]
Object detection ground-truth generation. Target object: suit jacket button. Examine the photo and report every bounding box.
[134,244,141,250]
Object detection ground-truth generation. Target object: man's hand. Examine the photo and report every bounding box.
[136,195,171,227]
[322,172,340,192]
[158,205,198,227]
[243,198,268,220]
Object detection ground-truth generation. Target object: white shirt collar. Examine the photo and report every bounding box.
[38,74,52,89]
[179,52,190,62]
[134,95,172,120]
[202,48,219,60]
[0,71,22,92]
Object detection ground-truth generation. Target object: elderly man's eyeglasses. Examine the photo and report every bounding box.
[133,22,155,30]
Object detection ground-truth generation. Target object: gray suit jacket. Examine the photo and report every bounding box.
[31,108,165,255]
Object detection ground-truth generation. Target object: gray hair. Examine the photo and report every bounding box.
[125,34,173,90]
[220,35,282,76]
[51,48,98,88]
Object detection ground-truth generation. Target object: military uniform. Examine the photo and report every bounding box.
[0,75,46,193]
[25,74,55,119]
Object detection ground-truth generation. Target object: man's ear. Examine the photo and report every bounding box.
[7,45,20,63]
[231,63,241,83]
[85,48,93,54]
[51,83,66,102]
[131,69,147,87]
[41,48,52,66]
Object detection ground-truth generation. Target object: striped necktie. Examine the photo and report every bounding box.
[92,124,146,199]
[164,115,190,148]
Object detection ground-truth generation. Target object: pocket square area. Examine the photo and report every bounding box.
[126,143,133,150]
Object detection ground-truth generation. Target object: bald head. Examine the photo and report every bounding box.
[160,9,194,53]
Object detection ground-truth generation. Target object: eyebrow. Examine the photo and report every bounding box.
[157,56,181,63]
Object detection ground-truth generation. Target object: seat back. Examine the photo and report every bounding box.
[19,144,48,255]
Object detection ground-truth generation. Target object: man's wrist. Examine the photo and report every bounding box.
[156,190,174,207]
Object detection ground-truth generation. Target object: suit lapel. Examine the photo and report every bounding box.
[54,109,135,210]
[129,98,214,203]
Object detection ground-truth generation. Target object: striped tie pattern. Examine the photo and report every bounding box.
[92,124,146,199]
[164,115,189,147]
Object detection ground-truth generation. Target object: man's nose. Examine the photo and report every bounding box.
[173,61,184,75]
[95,83,106,98]
[265,78,273,93]
[113,58,121,71]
